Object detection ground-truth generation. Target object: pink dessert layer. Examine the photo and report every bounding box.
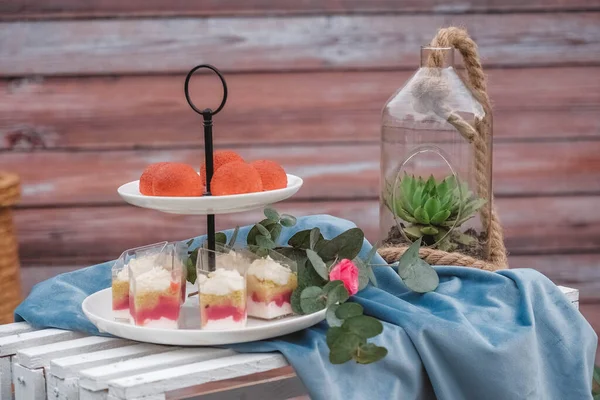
[251,290,292,307]
[202,305,246,324]
[113,296,129,311]
[130,295,180,325]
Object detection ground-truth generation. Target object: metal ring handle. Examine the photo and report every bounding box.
[184,64,228,116]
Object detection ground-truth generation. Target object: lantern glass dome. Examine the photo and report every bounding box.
[379,46,493,259]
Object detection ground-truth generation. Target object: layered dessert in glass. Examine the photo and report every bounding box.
[129,243,184,329]
[247,253,298,320]
[197,246,249,330]
[111,242,167,322]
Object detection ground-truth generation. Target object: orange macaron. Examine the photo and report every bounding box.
[153,163,203,197]
[200,150,244,186]
[211,161,263,196]
[251,160,287,191]
[139,162,169,195]
[140,162,203,197]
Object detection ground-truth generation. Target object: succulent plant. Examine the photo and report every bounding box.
[384,173,486,251]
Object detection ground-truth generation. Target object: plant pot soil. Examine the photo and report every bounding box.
[383,225,487,260]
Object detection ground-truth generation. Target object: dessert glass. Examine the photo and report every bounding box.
[111,241,168,322]
[246,250,298,320]
[129,243,184,329]
[196,246,250,330]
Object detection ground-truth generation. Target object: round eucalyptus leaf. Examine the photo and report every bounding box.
[335,302,363,319]
[328,331,363,365]
[326,326,345,347]
[280,214,297,227]
[255,235,276,249]
[326,284,349,306]
[323,280,344,293]
[342,315,383,339]
[300,286,326,314]
[326,304,343,327]
[400,259,440,293]
[256,223,271,238]
[264,207,280,222]
[355,343,388,364]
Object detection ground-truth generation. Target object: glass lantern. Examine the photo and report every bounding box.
[379,46,492,259]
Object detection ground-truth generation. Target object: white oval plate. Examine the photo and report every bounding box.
[117,174,303,215]
[82,288,326,346]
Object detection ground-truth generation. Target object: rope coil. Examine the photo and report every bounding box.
[378,27,508,271]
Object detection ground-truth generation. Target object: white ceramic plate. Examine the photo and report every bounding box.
[82,288,326,346]
[117,174,303,215]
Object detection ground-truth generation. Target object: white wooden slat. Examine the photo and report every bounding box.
[573,301,579,310]
[558,286,578,303]
[0,329,85,357]
[78,348,236,393]
[46,374,79,400]
[0,329,84,400]
[50,343,172,379]
[0,357,12,400]
[47,345,174,400]
[81,390,108,400]
[0,322,34,337]
[12,363,46,400]
[106,353,289,400]
[16,336,132,369]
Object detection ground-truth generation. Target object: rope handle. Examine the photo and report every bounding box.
[429,27,507,269]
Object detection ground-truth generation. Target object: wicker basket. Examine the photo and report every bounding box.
[0,172,22,324]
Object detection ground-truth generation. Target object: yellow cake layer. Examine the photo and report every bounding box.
[247,273,298,302]
[134,285,179,310]
[200,290,245,308]
[112,280,129,302]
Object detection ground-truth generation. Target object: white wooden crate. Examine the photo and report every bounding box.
[0,286,579,400]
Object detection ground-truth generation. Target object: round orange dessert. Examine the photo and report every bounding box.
[152,163,203,197]
[211,161,263,195]
[251,160,287,191]
[139,162,169,195]
[200,150,244,186]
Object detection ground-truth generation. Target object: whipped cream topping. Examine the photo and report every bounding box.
[116,267,129,281]
[134,267,174,292]
[115,254,159,281]
[200,269,244,295]
[247,256,293,285]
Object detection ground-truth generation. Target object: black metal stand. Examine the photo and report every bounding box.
[184,65,228,271]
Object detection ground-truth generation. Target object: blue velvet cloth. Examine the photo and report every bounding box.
[15,215,597,400]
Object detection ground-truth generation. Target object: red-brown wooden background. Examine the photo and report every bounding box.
[1,1,599,361]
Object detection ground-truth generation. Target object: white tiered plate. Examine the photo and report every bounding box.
[117,174,303,215]
[82,288,326,346]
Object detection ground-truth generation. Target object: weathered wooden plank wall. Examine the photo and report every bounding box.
[1,1,599,358]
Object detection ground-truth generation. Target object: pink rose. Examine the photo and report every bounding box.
[329,259,359,295]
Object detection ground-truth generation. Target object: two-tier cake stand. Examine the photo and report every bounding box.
[82,65,326,346]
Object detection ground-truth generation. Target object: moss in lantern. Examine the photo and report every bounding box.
[383,173,486,255]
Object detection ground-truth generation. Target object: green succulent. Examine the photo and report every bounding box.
[384,173,486,250]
